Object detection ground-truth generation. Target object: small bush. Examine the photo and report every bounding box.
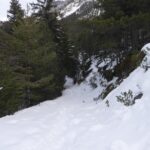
[116,90,143,106]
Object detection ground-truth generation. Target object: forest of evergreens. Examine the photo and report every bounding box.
[0,0,150,117]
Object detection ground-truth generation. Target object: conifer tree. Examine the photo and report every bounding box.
[7,0,24,24]
[31,0,78,78]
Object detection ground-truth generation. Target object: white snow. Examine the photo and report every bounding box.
[141,43,150,55]
[0,44,150,150]
[141,43,150,69]
[61,0,84,18]
[64,76,74,88]
[60,0,93,18]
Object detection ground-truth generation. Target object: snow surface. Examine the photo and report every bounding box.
[60,0,92,18]
[0,44,150,150]
[61,0,85,18]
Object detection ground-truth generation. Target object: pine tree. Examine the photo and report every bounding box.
[7,0,24,24]
[12,17,64,106]
[0,17,65,116]
[31,0,78,78]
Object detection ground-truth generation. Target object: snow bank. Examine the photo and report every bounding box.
[141,43,150,55]
[105,43,150,106]
[141,43,150,69]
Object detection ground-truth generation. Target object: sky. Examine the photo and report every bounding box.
[0,0,36,21]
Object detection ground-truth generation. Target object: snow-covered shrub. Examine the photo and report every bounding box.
[100,83,116,99]
[141,43,150,71]
[77,54,92,83]
[116,90,143,106]
[89,75,98,89]
[141,56,150,71]
[116,90,134,106]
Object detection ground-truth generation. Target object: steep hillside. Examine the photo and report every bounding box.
[0,44,150,150]
[56,0,100,19]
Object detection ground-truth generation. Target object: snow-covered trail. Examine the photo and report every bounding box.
[0,82,106,150]
[0,77,150,150]
[1,44,150,150]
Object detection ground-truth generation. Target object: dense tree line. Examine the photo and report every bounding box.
[0,0,77,117]
[64,0,150,57]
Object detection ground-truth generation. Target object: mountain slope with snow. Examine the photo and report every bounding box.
[56,0,100,19]
[0,44,150,150]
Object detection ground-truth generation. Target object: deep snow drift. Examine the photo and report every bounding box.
[0,44,150,150]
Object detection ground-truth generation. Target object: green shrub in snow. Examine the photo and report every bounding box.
[116,90,143,106]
